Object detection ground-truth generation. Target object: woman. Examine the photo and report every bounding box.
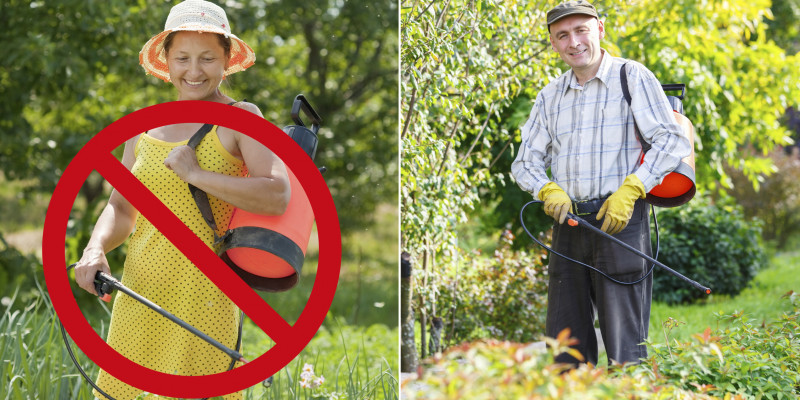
[73,1,289,398]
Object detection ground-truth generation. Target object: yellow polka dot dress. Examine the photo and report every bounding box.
[95,126,246,400]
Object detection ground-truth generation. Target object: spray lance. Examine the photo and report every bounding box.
[520,200,711,294]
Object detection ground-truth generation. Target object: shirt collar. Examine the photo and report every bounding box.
[564,49,613,92]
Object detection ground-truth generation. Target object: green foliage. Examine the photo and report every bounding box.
[608,0,800,194]
[724,150,800,250]
[0,174,51,232]
[1,292,88,399]
[0,0,397,234]
[243,318,398,400]
[434,230,549,345]
[405,294,800,400]
[627,293,800,399]
[0,233,44,311]
[765,0,800,54]
[1,282,397,399]
[651,198,767,304]
[401,0,563,258]
[402,330,716,399]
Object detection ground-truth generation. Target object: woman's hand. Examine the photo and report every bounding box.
[74,247,112,297]
[164,145,201,183]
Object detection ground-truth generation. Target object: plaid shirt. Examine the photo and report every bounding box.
[511,51,691,201]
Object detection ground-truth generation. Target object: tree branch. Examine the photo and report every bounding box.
[402,87,417,140]
[458,105,495,166]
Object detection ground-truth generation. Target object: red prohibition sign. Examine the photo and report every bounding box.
[43,101,341,398]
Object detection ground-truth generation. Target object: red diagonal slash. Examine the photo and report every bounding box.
[95,151,292,342]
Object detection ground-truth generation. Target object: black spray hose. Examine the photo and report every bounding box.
[520,200,711,294]
[62,263,248,400]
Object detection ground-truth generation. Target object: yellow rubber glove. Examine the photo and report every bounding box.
[597,174,647,235]
[538,182,572,224]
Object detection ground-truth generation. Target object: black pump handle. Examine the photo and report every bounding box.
[291,95,322,135]
[661,84,686,100]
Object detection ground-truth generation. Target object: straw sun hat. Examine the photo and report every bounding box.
[139,0,256,82]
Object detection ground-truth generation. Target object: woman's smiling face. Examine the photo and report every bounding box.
[166,31,230,101]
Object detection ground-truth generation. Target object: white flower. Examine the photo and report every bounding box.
[300,378,312,389]
[302,363,314,373]
[313,376,325,387]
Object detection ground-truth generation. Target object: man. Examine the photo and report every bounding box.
[511,0,691,366]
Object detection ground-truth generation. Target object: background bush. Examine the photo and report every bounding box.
[651,198,767,304]
[434,230,549,346]
[724,149,800,250]
[0,233,44,310]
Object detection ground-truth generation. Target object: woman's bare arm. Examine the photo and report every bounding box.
[74,135,140,295]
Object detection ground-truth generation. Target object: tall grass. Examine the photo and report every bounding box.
[1,278,397,399]
[1,285,95,399]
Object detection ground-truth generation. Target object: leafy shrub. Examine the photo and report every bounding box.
[402,330,716,399]
[435,230,549,345]
[0,233,44,309]
[725,149,800,250]
[404,293,800,400]
[651,198,766,304]
[625,292,800,399]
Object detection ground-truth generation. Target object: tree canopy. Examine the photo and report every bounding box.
[0,0,398,233]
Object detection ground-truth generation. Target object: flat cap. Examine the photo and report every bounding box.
[547,1,599,30]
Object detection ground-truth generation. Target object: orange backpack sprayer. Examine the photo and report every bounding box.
[187,95,322,292]
[621,63,697,207]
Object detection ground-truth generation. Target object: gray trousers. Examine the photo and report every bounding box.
[545,199,652,366]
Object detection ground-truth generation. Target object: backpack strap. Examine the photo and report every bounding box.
[186,101,240,247]
[187,123,219,235]
[620,63,652,154]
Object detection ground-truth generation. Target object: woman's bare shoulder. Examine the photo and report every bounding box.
[231,101,263,117]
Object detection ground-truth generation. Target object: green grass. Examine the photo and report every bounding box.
[240,317,398,399]
[1,282,398,399]
[648,251,800,344]
[2,197,399,399]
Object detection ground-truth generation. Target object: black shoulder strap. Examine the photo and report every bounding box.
[187,101,240,244]
[620,63,651,153]
[187,123,214,150]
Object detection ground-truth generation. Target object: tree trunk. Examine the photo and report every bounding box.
[428,316,444,355]
[400,251,418,372]
[419,247,428,360]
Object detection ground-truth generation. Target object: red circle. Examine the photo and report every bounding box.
[43,101,341,398]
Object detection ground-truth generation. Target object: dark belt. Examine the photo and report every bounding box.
[572,197,609,216]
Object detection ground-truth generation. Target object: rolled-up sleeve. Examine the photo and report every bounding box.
[511,93,553,197]
[627,62,692,191]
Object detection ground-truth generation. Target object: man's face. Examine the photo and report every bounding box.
[549,15,605,73]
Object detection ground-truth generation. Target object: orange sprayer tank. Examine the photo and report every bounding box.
[647,111,696,203]
[642,87,697,208]
[226,167,313,278]
[219,95,323,292]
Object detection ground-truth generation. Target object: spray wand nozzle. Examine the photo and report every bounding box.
[520,200,712,295]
